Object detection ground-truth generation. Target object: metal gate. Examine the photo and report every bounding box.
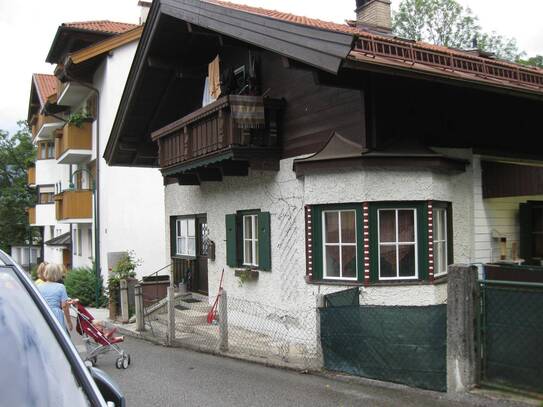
[479,280,543,394]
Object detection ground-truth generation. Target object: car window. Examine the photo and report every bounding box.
[0,267,91,407]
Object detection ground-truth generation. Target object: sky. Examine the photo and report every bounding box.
[0,0,542,135]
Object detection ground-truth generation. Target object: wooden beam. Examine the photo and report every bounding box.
[221,161,249,176]
[196,167,223,182]
[177,173,200,185]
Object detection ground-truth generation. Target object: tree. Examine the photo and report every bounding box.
[393,0,522,61]
[0,121,37,253]
[518,55,543,68]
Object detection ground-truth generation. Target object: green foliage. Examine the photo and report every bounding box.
[67,110,93,128]
[30,264,38,280]
[65,265,107,307]
[518,55,543,68]
[393,0,522,61]
[107,251,141,292]
[0,122,38,252]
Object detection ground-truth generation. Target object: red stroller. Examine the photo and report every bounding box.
[71,302,131,369]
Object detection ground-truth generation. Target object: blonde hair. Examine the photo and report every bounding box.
[44,263,64,283]
[37,262,47,280]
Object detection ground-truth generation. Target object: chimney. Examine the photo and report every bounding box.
[355,0,392,33]
[138,0,152,24]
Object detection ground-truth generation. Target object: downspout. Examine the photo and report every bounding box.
[64,72,101,304]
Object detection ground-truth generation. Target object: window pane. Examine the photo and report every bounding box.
[533,207,543,232]
[188,219,195,237]
[180,237,187,255]
[324,212,339,243]
[244,216,253,239]
[341,211,356,243]
[435,209,445,241]
[254,216,259,240]
[325,246,340,277]
[180,219,187,236]
[398,245,416,277]
[244,240,253,264]
[398,210,415,242]
[379,210,396,243]
[379,245,396,277]
[188,237,196,256]
[435,241,444,274]
[342,245,357,278]
[254,239,259,266]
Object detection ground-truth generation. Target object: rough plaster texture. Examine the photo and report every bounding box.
[165,153,474,310]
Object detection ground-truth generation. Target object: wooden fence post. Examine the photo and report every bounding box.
[135,284,145,331]
[167,286,175,346]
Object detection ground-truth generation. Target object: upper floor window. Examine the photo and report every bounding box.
[322,210,357,280]
[38,141,54,160]
[243,214,259,267]
[39,192,54,204]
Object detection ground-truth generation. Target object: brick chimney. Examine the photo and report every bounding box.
[355,0,392,33]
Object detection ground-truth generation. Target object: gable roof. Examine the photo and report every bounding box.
[62,20,139,35]
[32,74,57,107]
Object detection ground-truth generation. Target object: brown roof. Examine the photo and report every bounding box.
[62,20,139,35]
[208,0,543,93]
[32,74,57,106]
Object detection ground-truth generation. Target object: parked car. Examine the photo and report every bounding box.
[0,249,125,407]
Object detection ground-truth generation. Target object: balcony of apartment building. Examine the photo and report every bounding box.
[56,78,91,109]
[151,95,284,185]
[28,188,57,227]
[27,165,36,188]
[27,207,36,226]
[31,113,64,141]
[54,188,93,224]
[55,121,93,165]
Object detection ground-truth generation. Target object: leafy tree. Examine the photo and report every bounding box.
[518,55,543,68]
[393,0,522,61]
[0,121,37,253]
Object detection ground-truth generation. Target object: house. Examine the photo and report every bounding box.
[27,8,167,279]
[104,0,543,312]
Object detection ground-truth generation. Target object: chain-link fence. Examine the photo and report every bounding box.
[142,291,321,370]
[480,281,543,394]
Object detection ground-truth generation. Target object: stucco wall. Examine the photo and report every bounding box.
[94,42,167,279]
[165,153,473,310]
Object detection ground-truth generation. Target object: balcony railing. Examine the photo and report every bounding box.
[55,122,93,164]
[27,166,36,187]
[54,190,93,221]
[31,114,60,139]
[27,207,36,225]
[152,95,283,176]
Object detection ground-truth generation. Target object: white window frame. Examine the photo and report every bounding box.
[242,214,259,267]
[322,209,358,281]
[377,208,418,281]
[433,207,448,277]
[175,218,196,257]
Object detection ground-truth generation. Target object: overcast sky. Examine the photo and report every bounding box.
[1,0,542,134]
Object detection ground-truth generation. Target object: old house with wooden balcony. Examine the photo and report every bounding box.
[26,11,167,277]
[105,0,543,313]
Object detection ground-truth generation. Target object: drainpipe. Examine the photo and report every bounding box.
[64,73,101,305]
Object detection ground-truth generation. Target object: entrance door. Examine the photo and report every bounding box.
[62,249,71,270]
[193,215,209,294]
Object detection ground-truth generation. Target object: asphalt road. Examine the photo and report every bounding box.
[72,335,504,407]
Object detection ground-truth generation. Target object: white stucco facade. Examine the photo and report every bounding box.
[94,41,167,279]
[164,151,478,310]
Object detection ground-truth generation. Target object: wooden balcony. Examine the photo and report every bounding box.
[27,166,36,187]
[27,207,36,225]
[54,190,93,222]
[151,95,283,184]
[55,122,93,164]
[31,114,60,140]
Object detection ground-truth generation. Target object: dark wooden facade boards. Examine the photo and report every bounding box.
[482,161,543,199]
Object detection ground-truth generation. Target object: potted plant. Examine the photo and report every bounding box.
[235,267,259,287]
[108,251,141,320]
[67,110,93,128]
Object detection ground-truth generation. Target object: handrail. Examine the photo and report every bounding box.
[479,279,543,288]
[140,264,173,314]
[141,263,172,281]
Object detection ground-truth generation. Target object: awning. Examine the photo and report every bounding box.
[44,232,71,247]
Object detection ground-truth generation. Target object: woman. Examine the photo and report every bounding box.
[34,262,47,285]
[38,263,73,332]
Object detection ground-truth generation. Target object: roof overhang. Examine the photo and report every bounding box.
[104,0,355,167]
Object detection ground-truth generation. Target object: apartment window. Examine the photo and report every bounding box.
[225,211,271,271]
[39,141,54,160]
[377,208,418,280]
[322,210,357,280]
[39,192,54,204]
[243,214,259,267]
[433,207,448,276]
[175,218,196,257]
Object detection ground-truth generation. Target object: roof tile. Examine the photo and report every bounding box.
[62,20,139,35]
[33,74,57,106]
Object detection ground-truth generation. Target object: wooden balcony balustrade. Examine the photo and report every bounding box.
[55,122,93,160]
[54,190,93,221]
[27,166,36,186]
[151,95,284,179]
[31,114,59,139]
[27,207,36,225]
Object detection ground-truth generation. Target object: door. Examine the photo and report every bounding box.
[62,249,71,270]
[193,214,209,294]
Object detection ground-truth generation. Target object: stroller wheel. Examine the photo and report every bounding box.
[126,354,131,366]
[122,356,129,369]
[115,357,123,369]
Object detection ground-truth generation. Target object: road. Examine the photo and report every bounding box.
[72,335,508,407]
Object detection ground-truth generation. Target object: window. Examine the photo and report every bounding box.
[433,207,448,276]
[77,228,82,256]
[39,192,54,204]
[39,141,55,160]
[322,210,357,280]
[519,201,543,264]
[176,218,196,257]
[378,209,418,280]
[225,211,271,271]
[73,229,78,256]
[243,214,259,266]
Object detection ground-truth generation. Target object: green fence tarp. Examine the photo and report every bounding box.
[320,305,447,391]
[483,286,543,394]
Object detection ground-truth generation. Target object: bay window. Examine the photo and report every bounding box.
[322,210,357,280]
[433,207,448,276]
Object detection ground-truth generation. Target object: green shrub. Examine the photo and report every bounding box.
[65,266,107,307]
[30,265,38,280]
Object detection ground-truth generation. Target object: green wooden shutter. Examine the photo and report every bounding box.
[225,214,238,267]
[519,203,533,263]
[170,217,177,257]
[258,211,271,271]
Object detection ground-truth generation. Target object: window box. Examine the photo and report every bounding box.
[234,268,260,282]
